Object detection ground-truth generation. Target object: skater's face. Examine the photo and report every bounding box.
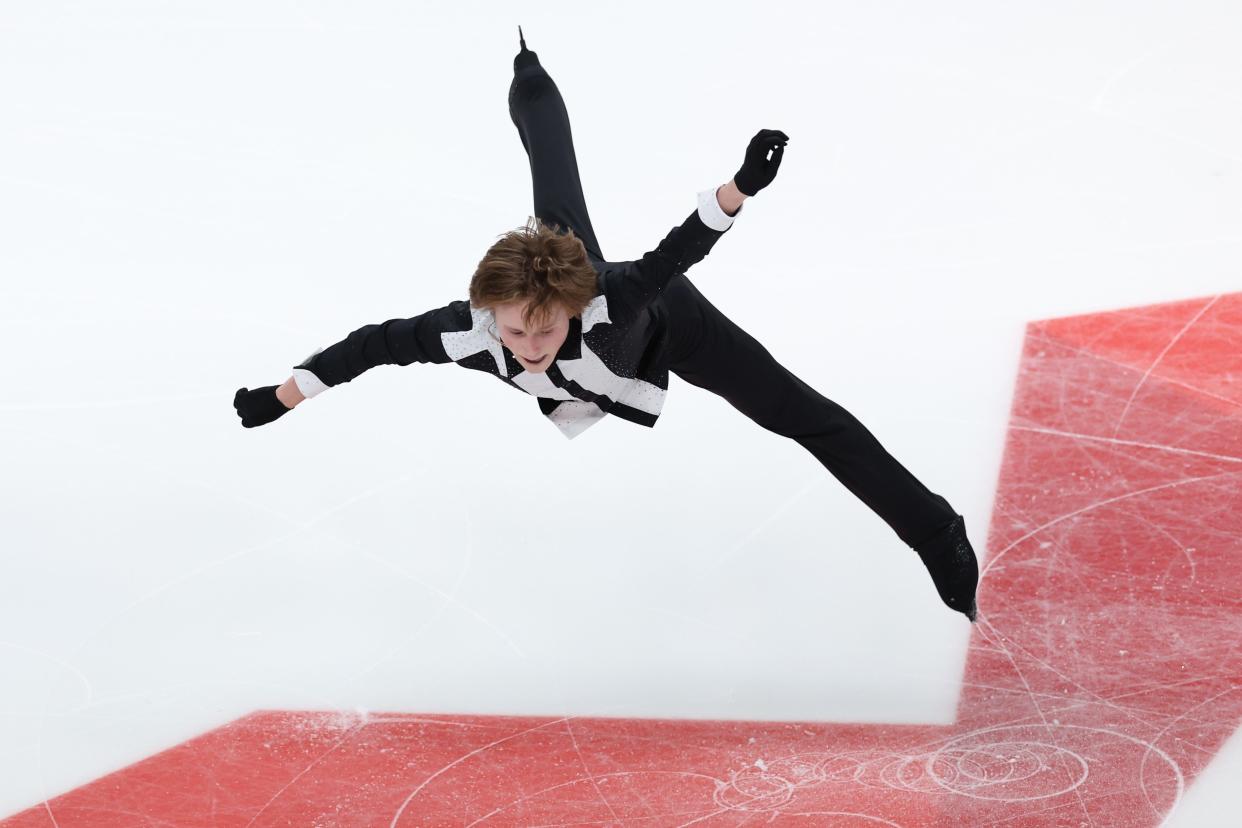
[492,300,571,374]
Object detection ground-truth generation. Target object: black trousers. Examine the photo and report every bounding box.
[508,50,957,548]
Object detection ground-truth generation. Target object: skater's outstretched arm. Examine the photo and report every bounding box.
[233,299,473,428]
[715,179,747,217]
[602,129,789,325]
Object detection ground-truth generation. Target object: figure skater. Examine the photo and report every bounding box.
[234,28,980,621]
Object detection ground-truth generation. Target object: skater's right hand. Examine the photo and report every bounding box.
[234,385,292,428]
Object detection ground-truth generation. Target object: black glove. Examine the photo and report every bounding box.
[733,129,789,196]
[234,385,292,428]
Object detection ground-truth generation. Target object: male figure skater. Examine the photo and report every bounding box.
[234,29,980,621]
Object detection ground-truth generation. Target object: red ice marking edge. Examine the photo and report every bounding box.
[4,293,1241,827]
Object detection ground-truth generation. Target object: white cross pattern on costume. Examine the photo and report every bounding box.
[440,305,510,377]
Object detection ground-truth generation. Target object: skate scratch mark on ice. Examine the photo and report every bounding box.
[1009,424,1242,465]
[1089,42,1179,111]
[1136,685,1238,821]
[957,674,1196,728]
[635,603,719,638]
[45,469,512,713]
[0,641,93,712]
[974,619,1179,732]
[960,679,1081,705]
[31,459,365,828]
[70,680,345,729]
[1145,520,1197,585]
[465,771,724,827]
[1088,103,1242,167]
[362,715,496,728]
[60,463,420,669]
[709,475,822,566]
[526,807,724,828]
[829,236,1242,277]
[1102,675,1225,706]
[850,214,1011,244]
[968,783,1151,828]
[845,54,1242,164]
[30,465,440,822]
[1180,738,1227,757]
[350,500,488,681]
[1014,675,1231,730]
[358,546,526,658]
[564,718,621,824]
[0,391,221,411]
[979,470,1239,579]
[390,716,578,827]
[241,722,365,828]
[525,810,727,828]
[1111,295,1220,442]
[783,814,905,827]
[1029,332,1242,411]
[974,619,1097,826]
[675,808,732,827]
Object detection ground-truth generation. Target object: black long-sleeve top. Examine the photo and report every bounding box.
[291,188,740,439]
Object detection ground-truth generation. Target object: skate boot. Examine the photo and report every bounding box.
[912,514,979,622]
[514,25,539,72]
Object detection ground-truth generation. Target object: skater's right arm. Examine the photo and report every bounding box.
[288,303,467,398]
[233,299,473,428]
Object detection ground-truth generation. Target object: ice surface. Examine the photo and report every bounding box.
[1,1,1239,824]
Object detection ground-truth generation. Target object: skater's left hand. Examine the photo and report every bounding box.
[733,129,789,196]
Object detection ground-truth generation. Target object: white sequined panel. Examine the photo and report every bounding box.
[614,377,667,416]
[511,369,578,400]
[556,341,632,404]
[441,305,509,377]
[580,293,612,334]
[546,400,607,440]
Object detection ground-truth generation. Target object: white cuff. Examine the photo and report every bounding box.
[292,368,328,399]
[292,349,329,399]
[696,187,742,232]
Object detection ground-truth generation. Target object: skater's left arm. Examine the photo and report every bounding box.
[600,130,788,324]
[715,179,746,217]
[598,191,730,325]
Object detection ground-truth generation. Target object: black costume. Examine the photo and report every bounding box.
[241,31,980,620]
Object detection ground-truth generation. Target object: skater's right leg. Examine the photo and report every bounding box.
[508,28,606,266]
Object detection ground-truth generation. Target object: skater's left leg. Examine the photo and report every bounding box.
[664,276,978,619]
[665,277,956,547]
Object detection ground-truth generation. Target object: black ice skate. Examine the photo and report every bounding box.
[514,25,539,72]
[912,514,979,622]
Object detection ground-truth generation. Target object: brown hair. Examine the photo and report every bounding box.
[469,216,599,329]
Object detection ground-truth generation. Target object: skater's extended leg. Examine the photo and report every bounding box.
[665,277,955,545]
[663,276,978,619]
[508,29,605,265]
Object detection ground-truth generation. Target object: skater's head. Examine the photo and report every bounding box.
[488,299,569,373]
[470,217,595,374]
